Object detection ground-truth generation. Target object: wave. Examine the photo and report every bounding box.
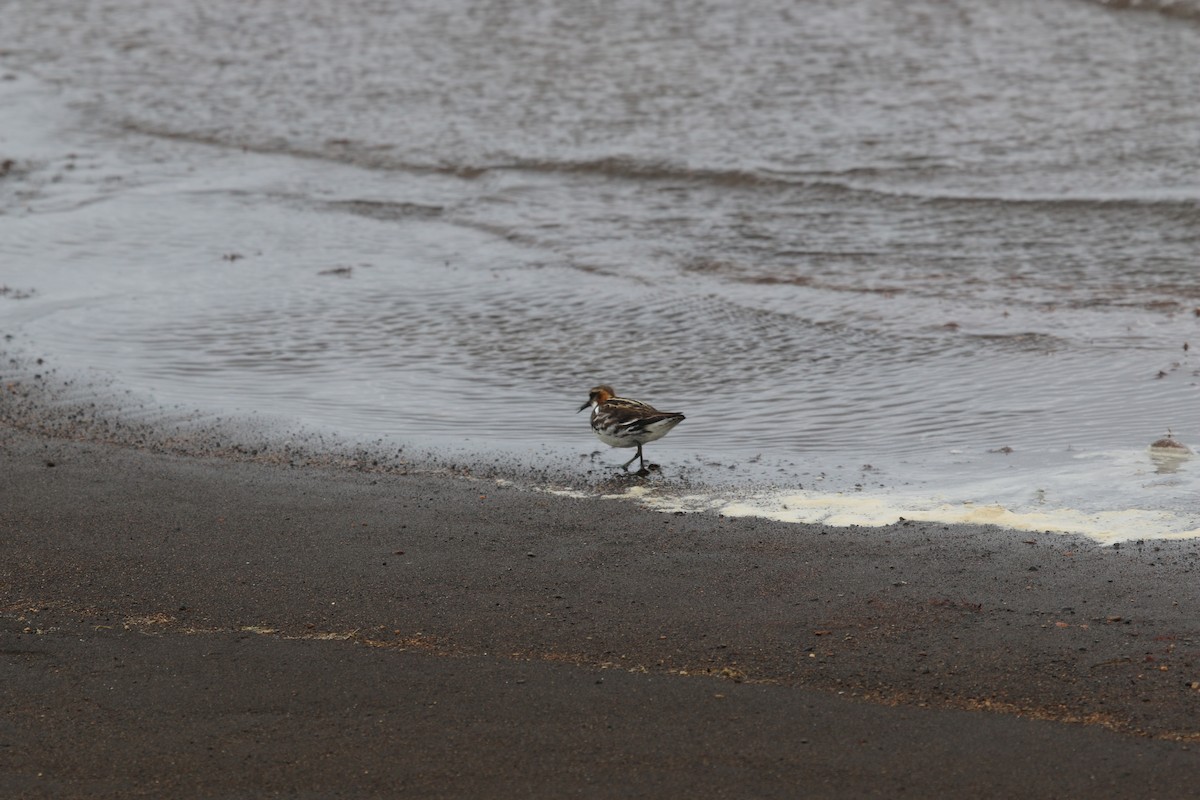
[481,156,1200,211]
[1084,0,1200,23]
[116,119,1200,213]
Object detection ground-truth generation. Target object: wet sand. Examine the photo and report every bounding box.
[3,425,1199,797]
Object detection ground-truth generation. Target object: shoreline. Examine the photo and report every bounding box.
[3,424,1200,796]
[3,349,1198,547]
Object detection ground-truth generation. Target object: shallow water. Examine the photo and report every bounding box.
[2,0,1199,540]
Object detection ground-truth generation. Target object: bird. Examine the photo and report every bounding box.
[578,385,686,475]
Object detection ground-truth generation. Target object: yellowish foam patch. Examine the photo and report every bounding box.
[605,485,647,500]
[716,491,1200,545]
[586,483,1200,545]
[540,487,593,500]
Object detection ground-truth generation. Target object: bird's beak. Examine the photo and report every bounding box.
[578,400,591,413]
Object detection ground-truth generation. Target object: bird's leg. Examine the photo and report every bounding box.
[620,445,643,472]
[636,446,650,476]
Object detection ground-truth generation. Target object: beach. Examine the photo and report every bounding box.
[3,425,1199,797]
[4,2,1200,793]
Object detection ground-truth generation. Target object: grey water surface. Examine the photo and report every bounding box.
[2,0,1198,528]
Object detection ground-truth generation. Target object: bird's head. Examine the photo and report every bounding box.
[578,384,616,412]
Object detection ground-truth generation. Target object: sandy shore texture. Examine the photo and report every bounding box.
[3,425,1200,798]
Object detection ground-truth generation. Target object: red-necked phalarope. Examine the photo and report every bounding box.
[579,385,686,475]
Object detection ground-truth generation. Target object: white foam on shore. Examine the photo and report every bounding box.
[714,491,1200,545]
[619,487,1200,545]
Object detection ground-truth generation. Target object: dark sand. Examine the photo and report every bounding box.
[3,425,1200,798]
